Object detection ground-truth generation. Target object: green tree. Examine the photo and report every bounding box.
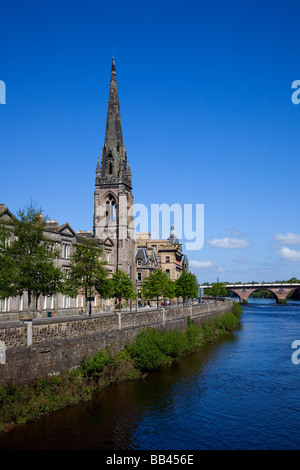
[163,277,176,301]
[0,218,19,299]
[142,269,175,307]
[64,238,108,315]
[175,271,199,305]
[0,203,63,313]
[207,282,228,298]
[110,270,136,310]
[95,276,114,302]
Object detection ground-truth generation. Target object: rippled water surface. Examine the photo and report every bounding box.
[1,299,300,450]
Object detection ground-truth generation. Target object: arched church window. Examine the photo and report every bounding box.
[105,195,116,222]
[112,203,116,221]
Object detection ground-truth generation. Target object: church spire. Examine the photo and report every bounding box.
[104,55,123,152]
[96,56,131,188]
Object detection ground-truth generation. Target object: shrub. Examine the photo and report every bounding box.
[156,330,188,358]
[126,328,170,371]
[231,301,243,319]
[201,321,216,341]
[219,312,239,331]
[81,348,113,377]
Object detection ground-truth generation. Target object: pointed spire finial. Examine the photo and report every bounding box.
[111,50,115,72]
[96,157,100,174]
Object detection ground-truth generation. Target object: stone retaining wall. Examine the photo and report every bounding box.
[0,301,233,385]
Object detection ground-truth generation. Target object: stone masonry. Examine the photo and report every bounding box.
[0,301,233,384]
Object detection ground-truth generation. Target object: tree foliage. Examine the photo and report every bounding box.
[110,270,136,309]
[0,203,63,310]
[0,218,18,299]
[64,238,108,300]
[207,282,228,298]
[141,269,175,307]
[175,271,199,304]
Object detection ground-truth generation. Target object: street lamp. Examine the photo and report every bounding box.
[136,279,138,312]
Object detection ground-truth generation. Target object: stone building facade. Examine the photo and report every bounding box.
[135,226,189,303]
[0,205,116,320]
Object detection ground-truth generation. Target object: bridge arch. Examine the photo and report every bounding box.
[249,288,278,302]
[227,285,300,303]
[227,287,280,303]
[284,286,300,301]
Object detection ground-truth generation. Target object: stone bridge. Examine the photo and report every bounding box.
[203,283,300,303]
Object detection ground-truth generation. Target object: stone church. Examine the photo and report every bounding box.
[93,56,135,278]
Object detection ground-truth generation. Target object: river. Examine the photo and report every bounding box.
[1,298,300,450]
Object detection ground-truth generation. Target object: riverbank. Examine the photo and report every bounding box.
[0,303,242,433]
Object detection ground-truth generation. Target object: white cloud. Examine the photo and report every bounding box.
[278,247,300,263]
[189,260,224,272]
[208,237,250,249]
[234,257,249,264]
[189,260,214,269]
[273,233,300,246]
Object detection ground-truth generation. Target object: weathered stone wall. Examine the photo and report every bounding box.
[0,301,233,385]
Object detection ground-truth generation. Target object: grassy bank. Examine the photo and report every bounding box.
[0,302,242,432]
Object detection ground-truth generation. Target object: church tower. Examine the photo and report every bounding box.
[93,57,135,276]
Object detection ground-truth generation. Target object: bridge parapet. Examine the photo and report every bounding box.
[226,283,300,288]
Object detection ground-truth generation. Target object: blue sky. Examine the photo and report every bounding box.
[1,0,300,283]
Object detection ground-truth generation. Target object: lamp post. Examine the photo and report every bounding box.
[130,265,132,312]
[136,279,138,312]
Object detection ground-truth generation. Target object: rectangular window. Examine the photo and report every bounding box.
[166,256,170,263]
[138,273,142,281]
[19,295,23,311]
[63,295,70,308]
[50,296,54,309]
[1,298,10,312]
[63,243,71,259]
[43,297,47,310]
